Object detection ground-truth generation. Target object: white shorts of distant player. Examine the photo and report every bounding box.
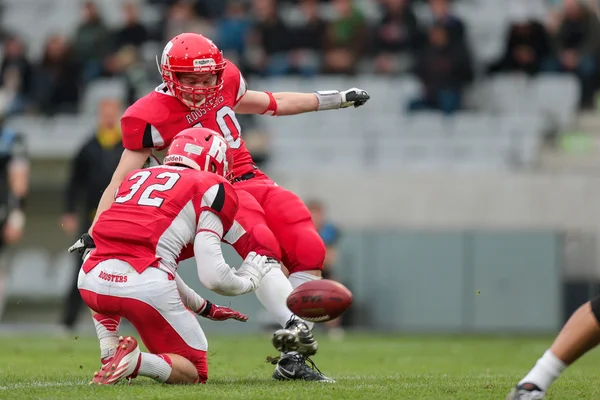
[78,259,209,381]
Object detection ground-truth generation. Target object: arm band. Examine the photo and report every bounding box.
[261,92,278,116]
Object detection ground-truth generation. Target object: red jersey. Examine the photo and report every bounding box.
[121,60,255,176]
[85,166,238,275]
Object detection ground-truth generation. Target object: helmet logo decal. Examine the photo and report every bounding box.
[184,143,203,155]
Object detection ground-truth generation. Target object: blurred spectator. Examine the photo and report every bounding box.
[371,0,421,75]
[105,45,149,105]
[428,0,465,43]
[247,0,296,76]
[488,15,552,76]
[71,1,112,83]
[306,199,344,339]
[0,95,29,322]
[0,35,33,115]
[162,0,214,44]
[544,0,600,107]
[288,0,326,76]
[113,1,149,52]
[59,98,124,332]
[323,0,367,75]
[214,0,252,67]
[33,35,81,116]
[409,23,473,114]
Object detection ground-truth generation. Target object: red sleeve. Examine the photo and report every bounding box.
[121,114,156,151]
[194,174,239,235]
[202,181,238,233]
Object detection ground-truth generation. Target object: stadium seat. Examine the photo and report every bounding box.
[482,74,532,114]
[531,74,580,129]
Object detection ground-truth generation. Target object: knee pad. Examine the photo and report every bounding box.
[288,226,326,274]
[591,295,600,324]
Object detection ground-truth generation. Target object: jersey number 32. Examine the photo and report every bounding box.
[115,170,181,207]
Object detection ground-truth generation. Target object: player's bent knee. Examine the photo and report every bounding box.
[164,354,200,384]
[590,295,600,325]
[289,227,326,274]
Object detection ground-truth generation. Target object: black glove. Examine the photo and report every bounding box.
[68,233,96,261]
[340,88,370,108]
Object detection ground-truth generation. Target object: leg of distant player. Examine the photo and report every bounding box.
[507,298,600,399]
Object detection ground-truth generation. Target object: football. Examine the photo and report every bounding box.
[286,279,353,322]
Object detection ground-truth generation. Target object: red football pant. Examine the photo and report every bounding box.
[233,173,325,273]
[78,260,209,382]
[225,189,282,261]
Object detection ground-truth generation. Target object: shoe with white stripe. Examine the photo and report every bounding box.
[90,336,141,385]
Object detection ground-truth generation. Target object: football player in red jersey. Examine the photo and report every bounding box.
[77,127,274,385]
[71,33,368,382]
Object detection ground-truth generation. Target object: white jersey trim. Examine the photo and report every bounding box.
[223,220,246,245]
[236,72,247,101]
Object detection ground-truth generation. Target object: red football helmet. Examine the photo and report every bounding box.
[164,127,234,181]
[159,33,226,109]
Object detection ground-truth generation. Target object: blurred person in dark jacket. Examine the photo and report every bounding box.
[371,0,421,74]
[0,95,29,321]
[71,1,112,83]
[488,14,552,77]
[247,0,296,76]
[544,0,600,107]
[408,23,473,114]
[33,34,81,115]
[288,0,327,76]
[59,98,124,332]
[0,35,33,115]
[428,0,465,43]
[306,199,345,339]
[113,1,149,52]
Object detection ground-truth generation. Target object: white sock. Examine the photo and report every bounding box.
[93,314,120,360]
[519,350,567,391]
[288,272,321,330]
[255,267,295,327]
[138,353,173,383]
[288,271,321,289]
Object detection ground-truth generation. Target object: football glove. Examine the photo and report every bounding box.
[198,300,248,322]
[340,87,370,108]
[68,233,96,261]
[235,252,271,290]
[315,88,370,111]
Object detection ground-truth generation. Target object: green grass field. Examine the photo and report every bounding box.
[1,333,600,399]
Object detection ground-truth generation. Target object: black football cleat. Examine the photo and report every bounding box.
[272,353,335,382]
[506,383,545,400]
[272,316,318,357]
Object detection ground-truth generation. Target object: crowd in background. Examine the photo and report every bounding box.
[1,0,600,116]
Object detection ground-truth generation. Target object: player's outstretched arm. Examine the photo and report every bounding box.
[235,88,370,116]
[88,148,151,234]
[195,211,272,296]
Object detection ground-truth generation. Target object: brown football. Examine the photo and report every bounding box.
[286,279,353,322]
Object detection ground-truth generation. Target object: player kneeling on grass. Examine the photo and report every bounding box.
[507,296,600,399]
[76,127,273,385]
